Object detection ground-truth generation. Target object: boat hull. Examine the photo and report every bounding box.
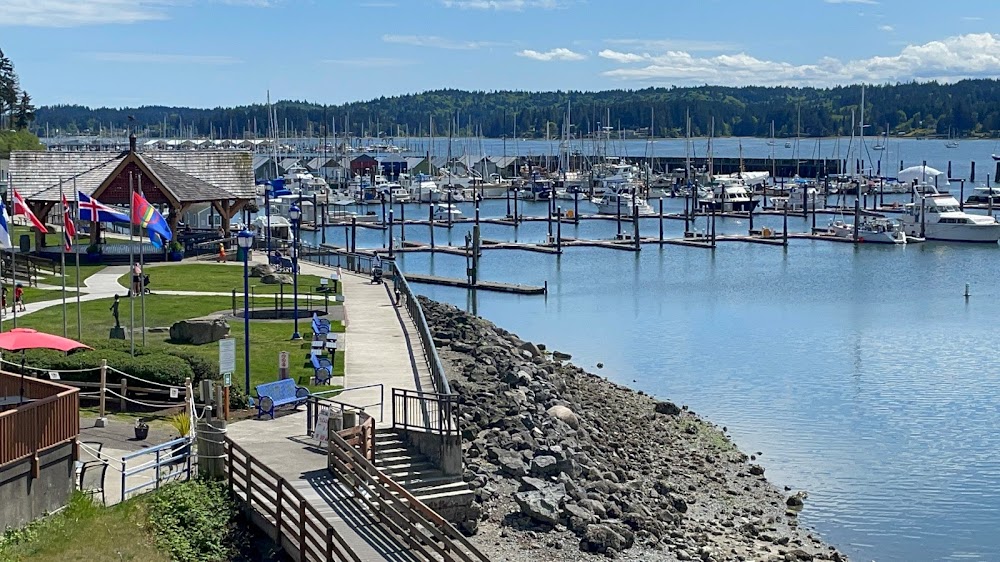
[700,200,759,213]
[904,223,1000,243]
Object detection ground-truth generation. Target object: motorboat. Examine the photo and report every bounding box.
[251,215,293,243]
[554,186,588,201]
[432,203,463,221]
[519,174,553,201]
[964,186,1000,206]
[699,177,759,213]
[771,185,823,211]
[379,182,411,203]
[901,186,1000,242]
[593,186,655,217]
[407,174,442,203]
[828,218,906,244]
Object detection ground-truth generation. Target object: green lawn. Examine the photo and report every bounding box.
[10,225,62,251]
[37,264,107,287]
[11,294,344,391]
[19,287,79,306]
[0,493,168,562]
[118,263,342,297]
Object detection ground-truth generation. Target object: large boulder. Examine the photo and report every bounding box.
[261,273,293,285]
[514,482,568,526]
[580,524,629,554]
[546,405,580,430]
[169,318,230,345]
[250,263,274,278]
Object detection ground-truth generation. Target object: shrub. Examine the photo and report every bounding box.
[148,480,237,562]
[17,347,194,386]
[164,349,218,383]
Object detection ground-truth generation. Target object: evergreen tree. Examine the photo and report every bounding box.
[14,91,34,130]
[0,49,18,129]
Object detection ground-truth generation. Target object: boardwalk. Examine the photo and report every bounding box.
[227,256,433,560]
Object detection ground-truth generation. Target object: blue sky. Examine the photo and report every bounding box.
[3,0,1000,108]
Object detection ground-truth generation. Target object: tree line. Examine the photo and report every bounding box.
[0,49,35,131]
[32,79,1000,140]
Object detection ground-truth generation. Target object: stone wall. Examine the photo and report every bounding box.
[0,442,76,530]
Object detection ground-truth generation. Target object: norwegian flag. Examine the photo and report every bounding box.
[61,194,76,252]
[12,189,48,234]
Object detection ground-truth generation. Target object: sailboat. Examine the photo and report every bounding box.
[873,124,887,151]
[945,127,959,149]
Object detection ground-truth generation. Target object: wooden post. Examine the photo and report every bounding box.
[429,204,435,249]
[783,204,789,247]
[275,478,284,539]
[99,359,107,419]
[556,206,562,253]
[223,386,230,421]
[400,201,405,243]
[120,378,127,412]
[658,197,664,243]
[298,501,307,557]
[960,180,965,211]
[350,217,357,253]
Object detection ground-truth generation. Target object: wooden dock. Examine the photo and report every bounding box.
[403,273,546,295]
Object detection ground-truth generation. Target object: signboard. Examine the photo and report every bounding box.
[278,351,290,380]
[48,371,60,380]
[223,373,232,387]
[219,339,236,376]
[313,406,331,446]
[169,387,179,399]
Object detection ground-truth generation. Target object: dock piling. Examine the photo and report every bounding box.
[400,202,405,242]
[350,217,356,253]
[659,198,664,242]
[429,204,435,249]
[388,208,394,258]
[557,206,562,254]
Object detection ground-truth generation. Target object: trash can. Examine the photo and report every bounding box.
[236,247,247,261]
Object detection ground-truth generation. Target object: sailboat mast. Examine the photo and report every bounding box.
[859,85,866,177]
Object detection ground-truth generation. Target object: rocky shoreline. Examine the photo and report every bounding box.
[421,297,846,562]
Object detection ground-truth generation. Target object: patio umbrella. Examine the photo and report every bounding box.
[0,329,91,404]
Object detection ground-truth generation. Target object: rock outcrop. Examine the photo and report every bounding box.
[169,318,230,345]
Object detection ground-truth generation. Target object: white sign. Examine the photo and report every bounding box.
[48,371,60,380]
[223,373,232,387]
[219,339,236,375]
[313,406,331,446]
[169,387,179,399]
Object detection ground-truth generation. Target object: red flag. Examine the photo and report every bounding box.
[61,194,76,252]
[12,189,48,234]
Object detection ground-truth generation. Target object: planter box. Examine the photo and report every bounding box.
[167,251,184,262]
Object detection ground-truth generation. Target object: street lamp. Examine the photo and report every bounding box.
[237,230,254,395]
[288,204,302,340]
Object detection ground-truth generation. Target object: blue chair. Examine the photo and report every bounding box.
[254,379,309,419]
[310,353,333,385]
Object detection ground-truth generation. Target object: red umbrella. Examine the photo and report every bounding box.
[0,328,91,352]
[0,329,91,405]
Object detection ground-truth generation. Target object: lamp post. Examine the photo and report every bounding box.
[288,204,302,340]
[237,230,254,395]
[326,332,338,375]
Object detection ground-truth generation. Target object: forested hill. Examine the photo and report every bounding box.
[35,80,1000,139]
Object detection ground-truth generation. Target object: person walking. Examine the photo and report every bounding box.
[14,283,25,312]
[131,262,142,296]
[217,242,227,263]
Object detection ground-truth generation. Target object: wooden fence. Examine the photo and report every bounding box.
[225,438,360,562]
[336,416,375,463]
[0,371,79,469]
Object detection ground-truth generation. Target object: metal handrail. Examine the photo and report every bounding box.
[305,383,384,434]
[120,436,192,502]
[386,261,452,395]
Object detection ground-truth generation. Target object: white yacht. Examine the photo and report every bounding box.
[828,217,906,244]
[380,182,411,203]
[432,203,463,221]
[251,215,293,243]
[284,165,328,197]
[964,186,1000,206]
[593,187,655,217]
[407,174,442,203]
[770,185,823,211]
[901,186,1000,242]
[699,178,758,213]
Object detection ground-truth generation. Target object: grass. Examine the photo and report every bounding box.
[11,294,344,391]
[0,492,168,562]
[36,264,107,287]
[10,225,62,251]
[117,263,341,297]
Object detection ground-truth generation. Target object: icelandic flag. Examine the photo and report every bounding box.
[78,192,130,224]
[61,194,77,252]
[0,200,12,249]
[131,191,172,249]
[267,178,291,197]
[12,189,48,234]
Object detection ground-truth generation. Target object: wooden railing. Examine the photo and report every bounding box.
[0,371,79,468]
[224,438,361,562]
[337,416,375,463]
[326,425,488,562]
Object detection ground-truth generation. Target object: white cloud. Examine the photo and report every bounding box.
[824,0,878,4]
[878,24,894,32]
[605,38,740,53]
[88,52,243,65]
[962,16,984,21]
[381,34,505,50]
[441,0,570,9]
[516,48,586,61]
[599,33,1000,86]
[0,0,169,27]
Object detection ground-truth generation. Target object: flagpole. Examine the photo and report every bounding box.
[129,171,135,357]
[138,174,146,348]
[11,186,17,330]
[74,178,82,341]
[59,178,67,337]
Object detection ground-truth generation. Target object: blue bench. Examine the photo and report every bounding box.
[312,316,331,338]
[310,353,333,385]
[255,379,310,419]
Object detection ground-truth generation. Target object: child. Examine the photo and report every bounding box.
[14,283,25,312]
[217,242,227,263]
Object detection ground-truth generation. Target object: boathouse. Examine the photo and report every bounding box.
[9,134,255,247]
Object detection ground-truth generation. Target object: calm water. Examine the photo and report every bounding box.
[304,198,1000,562]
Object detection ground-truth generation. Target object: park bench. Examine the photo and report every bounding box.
[311,315,331,338]
[254,379,309,419]
[310,353,333,385]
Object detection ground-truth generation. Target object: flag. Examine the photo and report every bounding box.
[78,192,130,223]
[0,200,12,250]
[12,189,48,234]
[61,194,76,252]
[267,178,291,197]
[131,191,172,248]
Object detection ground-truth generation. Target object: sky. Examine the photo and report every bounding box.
[2,0,1000,108]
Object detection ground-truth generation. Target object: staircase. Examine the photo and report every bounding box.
[373,428,475,525]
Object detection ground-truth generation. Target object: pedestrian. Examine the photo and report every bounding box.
[217,242,227,263]
[131,262,142,296]
[14,283,25,312]
[1,286,7,316]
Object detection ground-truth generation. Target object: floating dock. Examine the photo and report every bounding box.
[403,273,546,295]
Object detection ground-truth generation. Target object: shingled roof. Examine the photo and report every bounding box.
[10,149,255,203]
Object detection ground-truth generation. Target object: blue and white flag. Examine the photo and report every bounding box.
[0,200,12,249]
[78,192,130,223]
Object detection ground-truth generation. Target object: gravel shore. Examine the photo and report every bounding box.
[420,297,846,562]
